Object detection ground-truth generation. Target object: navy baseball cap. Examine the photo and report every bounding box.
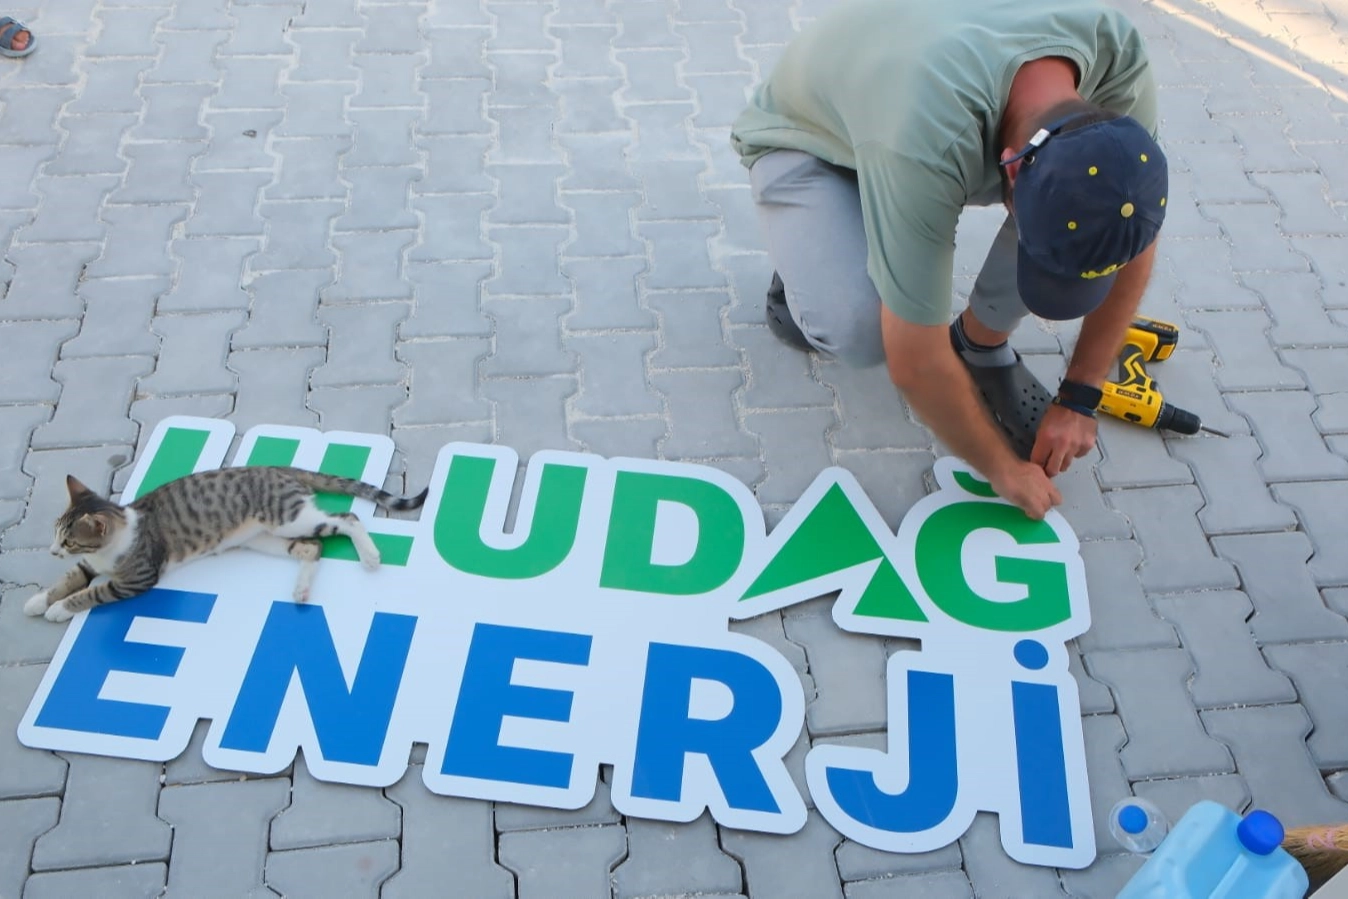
[1006,113,1169,320]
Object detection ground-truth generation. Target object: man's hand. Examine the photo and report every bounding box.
[988,459,1063,521]
[1031,403,1097,476]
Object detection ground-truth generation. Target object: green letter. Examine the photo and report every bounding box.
[600,471,744,595]
[742,484,925,622]
[915,503,1069,632]
[434,454,587,579]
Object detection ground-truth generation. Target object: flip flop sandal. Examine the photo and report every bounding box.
[0,17,36,58]
[963,351,1051,461]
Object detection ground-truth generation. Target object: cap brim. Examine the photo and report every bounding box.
[1017,244,1115,321]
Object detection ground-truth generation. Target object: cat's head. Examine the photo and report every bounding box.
[51,476,127,558]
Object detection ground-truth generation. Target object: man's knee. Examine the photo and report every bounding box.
[801,305,887,369]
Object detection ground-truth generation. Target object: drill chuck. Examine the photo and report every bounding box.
[1155,403,1201,436]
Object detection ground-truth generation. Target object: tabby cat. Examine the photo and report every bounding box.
[24,467,428,623]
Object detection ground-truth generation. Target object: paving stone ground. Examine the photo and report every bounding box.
[1,0,1347,895]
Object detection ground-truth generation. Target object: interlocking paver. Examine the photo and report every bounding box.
[0,665,67,799]
[747,409,837,505]
[21,174,118,242]
[734,331,834,410]
[813,362,931,453]
[1283,347,1348,394]
[615,815,743,898]
[409,194,495,263]
[1185,309,1306,391]
[0,86,70,144]
[61,277,163,359]
[480,376,581,458]
[394,338,493,426]
[650,369,757,458]
[1094,418,1194,488]
[1226,390,1348,481]
[159,777,290,898]
[557,79,631,133]
[30,356,155,450]
[1104,485,1239,593]
[228,347,325,431]
[1263,643,1348,769]
[24,863,168,899]
[561,192,646,256]
[835,833,962,882]
[87,204,190,277]
[88,8,171,57]
[382,768,512,896]
[113,143,203,205]
[1212,531,1348,641]
[1152,591,1297,708]
[267,137,351,201]
[1271,480,1348,585]
[499,823,627,899]
[1079,714,1132,849]
[566,330,661,416]
[1201,705,1348,827]
[0,405,50,501]
[265,840,400,898]
[311,302,410,387]
[487,227,574,295]
[32,754,170,870]
[310,385,411,432]
[45,113,137,176]
[624,102,702,161]
[961,813,1068,898]
[644,290,738,368]
[270,761,401,851]
[564,257,655,330]
[1168,434,1301,532]
[1086,649,1234,778]
[141,311,245,396]
[135,84,217,141]
[1248,272,1348,347]
[1075,541,1176,652]
[783,610,888,736]
[187,172,272,237]
[846,872,976,898]
[0,797,59,899]
[723,811,843,899]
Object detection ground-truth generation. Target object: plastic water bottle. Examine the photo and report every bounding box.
[1110,796,1169,853]
[1116,800,1310,898]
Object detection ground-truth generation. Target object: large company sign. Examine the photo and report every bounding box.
[18,417,1096,868]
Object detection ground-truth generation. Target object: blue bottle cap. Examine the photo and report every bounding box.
[1118,804,1149,835]
[1237,810,1285,856]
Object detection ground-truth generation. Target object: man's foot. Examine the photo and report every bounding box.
[765,271,812,351]
[952,324,1050,460]
[0,18,35,58]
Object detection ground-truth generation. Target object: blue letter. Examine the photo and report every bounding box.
[823,670,959,832]
[442,623,592,788]
[631,643,782,813]
[1013,680,1071,847]
[36,589,215,739]
[219,602,416,767]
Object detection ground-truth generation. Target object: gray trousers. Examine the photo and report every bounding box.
[747,149,1031,368]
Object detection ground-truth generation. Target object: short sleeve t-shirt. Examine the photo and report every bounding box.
[730,0,1158,326]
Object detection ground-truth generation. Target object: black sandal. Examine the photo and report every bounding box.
[963,351,1051,460]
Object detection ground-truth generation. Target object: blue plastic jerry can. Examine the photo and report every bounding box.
[1117,800,1310,898]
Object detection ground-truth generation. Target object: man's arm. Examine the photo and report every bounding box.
[1064,239,1157,385]
[1030,239,1158,475]
[882,306,1062,520]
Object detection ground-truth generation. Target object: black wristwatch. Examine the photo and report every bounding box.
[1054,379,1103,418]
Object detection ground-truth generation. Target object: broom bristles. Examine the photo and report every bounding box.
[1283,825,1348,886]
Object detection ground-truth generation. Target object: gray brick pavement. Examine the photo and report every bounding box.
[3,0,1348,893]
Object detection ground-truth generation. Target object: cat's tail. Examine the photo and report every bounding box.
[290,471,430,512]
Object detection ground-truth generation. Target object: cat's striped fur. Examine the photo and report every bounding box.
[25,467,428,623]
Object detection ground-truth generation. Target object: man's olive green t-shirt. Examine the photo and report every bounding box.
[730,0,1158,327]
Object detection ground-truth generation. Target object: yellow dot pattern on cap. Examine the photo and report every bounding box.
[1160,197,1167,207]
[1067,221,1077,230]
[1088,166,1098,176]
[1140,153,1149,162]
[1121,202,1135,218]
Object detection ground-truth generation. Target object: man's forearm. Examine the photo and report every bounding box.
[896,355,1022,480]
[1064,241,1157,386]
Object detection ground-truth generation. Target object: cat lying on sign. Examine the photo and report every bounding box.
[24,468,428,623]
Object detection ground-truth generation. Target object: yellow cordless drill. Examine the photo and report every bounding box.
[1098,316,1230,437]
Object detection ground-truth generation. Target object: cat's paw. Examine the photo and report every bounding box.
[293,585,310,603]
[24,591,50,616]
[360,553,381,572]
[44,601,75,623]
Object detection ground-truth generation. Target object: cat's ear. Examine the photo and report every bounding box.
[75,514,107,538]
[66,475,94,500]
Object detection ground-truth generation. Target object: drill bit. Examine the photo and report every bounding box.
[1199,424,1230,438]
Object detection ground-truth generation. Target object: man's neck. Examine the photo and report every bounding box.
[1001,57,1081,148]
